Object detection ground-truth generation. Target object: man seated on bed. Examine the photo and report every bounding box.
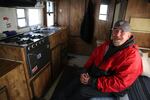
[53,20,143,100]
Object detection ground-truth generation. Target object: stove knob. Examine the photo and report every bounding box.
[28,47,30,51]
[31,44,35,48]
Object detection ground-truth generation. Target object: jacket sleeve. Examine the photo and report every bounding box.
[84,41,108,69]
[97,50,143,93]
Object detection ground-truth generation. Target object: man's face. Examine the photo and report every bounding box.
[112,27,131,46]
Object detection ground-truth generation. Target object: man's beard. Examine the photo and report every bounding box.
[112,40,123,46]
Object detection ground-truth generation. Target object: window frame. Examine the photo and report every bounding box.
[16,8,43,29]
[16,8,28,28]
[27,8,42,26]
[46,1,54,26]
[99,4,108,21]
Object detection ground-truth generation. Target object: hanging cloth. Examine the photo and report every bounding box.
[80,0,94,44]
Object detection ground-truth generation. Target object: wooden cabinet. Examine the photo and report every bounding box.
[49,30,61,81]
[49,31,61,49]
[60,28,68,68]
[30,63,51,99]
[49,27,68,81]
[51,46,61,80]
[0,86,9,100]
[0,60,30,100]
[60,28,68,44]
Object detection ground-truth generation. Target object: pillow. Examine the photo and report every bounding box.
[141,53,150,78]
[142,52,149,58]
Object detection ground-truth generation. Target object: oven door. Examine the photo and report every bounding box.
[27,44,50,77]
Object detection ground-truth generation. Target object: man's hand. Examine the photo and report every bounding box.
[80,73,90,85]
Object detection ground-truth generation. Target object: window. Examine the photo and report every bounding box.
[99,4,108,21]
[16,8,42,28]
[16,9,27,27]
[46,1,54,26]
[28,9,42,26]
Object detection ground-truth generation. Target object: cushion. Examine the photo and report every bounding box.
[141,53,150,78]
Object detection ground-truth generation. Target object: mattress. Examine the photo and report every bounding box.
[128,76,150,100]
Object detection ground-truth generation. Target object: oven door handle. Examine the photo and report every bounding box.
[28,53,42,60]
[28,53,36,56]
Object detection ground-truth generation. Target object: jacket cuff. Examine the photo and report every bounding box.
[80,68,88,74]
[88,77,97,88]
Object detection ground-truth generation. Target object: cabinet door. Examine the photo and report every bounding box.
[0,65,30,100]
[31,64,51,98]
[60,28,68,44]
[0,86,9,100]
[51,46,61,80]
[49,32,61,49]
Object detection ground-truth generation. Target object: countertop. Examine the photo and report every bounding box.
[0,59,21,77]
[32,26,66,36]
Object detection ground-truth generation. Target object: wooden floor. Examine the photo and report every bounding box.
[44,72,63,100]
[44,54,89,100]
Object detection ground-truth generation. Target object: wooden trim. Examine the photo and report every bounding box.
[20,48,32,99]
[139,47,150,51]
[0,86,9,100]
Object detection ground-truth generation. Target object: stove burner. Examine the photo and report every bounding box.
[0,32,45,46]
[16,39,33,45]
[31,35,44,39]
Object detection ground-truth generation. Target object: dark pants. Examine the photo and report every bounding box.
[51,67,117,100]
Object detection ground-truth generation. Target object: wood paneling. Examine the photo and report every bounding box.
[57,0,150,54]
[57,0,70,26]
[94,0,115,41]
[0,45,23,61]
[133,32,150,48]
[0,64,30,100]
[125,0,150,49]
[31,64,51,98]
[51,46,61,80]
[125,0,150,21]
[60,28,68,43]
[48,28,68,81]
[0,45,33,98]
[69,37,94,55]
[0,59,21,77]
[0,86,9,100]
[49,32,61,49]
[0,44,51,99]
[57,0,115,55]
[69,0,85,36]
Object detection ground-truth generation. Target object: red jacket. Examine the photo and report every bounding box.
[84,41,143,93]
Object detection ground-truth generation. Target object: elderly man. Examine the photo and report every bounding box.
[52,20,143,100]
[79,20,143,99]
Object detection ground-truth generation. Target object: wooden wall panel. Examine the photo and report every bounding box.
[133,32,150,48]
[0,45,23,61]
[68,37,95,55]
[56,0,115,55]
[125,0,150,48]
[0,64,30,100]
[56,0,150,54]
[125,0,150,21]
[94,0,115,41]
[31,64,51,98]
[57,0,70,26]
[69,0,85,36]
